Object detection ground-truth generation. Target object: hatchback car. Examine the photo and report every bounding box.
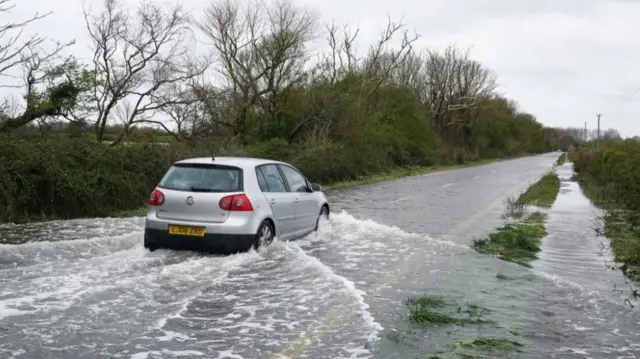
[143,156,330,254]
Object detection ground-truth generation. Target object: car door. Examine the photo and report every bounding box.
[256,164,297,239]
[277,164,318,233]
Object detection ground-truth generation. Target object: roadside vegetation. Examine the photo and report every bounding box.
[555,152,566,166]
[517,173,561,209]
[471,172,561,267]
[571,139,640,283]
[0,0,608,223]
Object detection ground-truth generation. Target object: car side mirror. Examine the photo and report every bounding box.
[311,183,323,192]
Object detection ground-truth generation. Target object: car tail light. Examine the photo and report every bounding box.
[148,189,165,206]
[219,194,253,211]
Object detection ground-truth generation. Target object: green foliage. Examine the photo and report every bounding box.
[573,140,640,215]
[572,140,640,282]
[247,80,444,182]
[0,138,204,223]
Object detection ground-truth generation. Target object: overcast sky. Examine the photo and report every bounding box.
[5,0,640,137]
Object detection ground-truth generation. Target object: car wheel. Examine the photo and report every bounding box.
[143,233,157,252]
[315,205,330,231]
[253,220,275,250]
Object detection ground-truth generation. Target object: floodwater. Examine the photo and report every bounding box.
[0,152,638,359]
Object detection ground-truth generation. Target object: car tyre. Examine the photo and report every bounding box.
[253,220,275,250]
[315,205,330,231]
[143,234,157,252]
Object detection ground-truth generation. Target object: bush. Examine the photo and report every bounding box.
[572,140,640,282]
[0,138,201,223]
[573,140,640,214]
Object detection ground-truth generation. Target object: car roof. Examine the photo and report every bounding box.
[173,156,286,168]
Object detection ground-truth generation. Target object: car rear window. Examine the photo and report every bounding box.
[158,164,243,192]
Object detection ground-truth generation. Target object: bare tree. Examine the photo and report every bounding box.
[386,50,426,96]
[361,17,420,79]
[284,17,419,143]
[0,0,77,132]
[145,81,206,141]
[555,126,589,144]
[84,0,207,144]
[422,46,498,142]
[313,21,360,84]
[600,128,622,143]
[0,0,63,80]
[198,0,317,141]
[316,17,420,94]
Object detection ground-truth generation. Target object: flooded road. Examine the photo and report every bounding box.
[0,152,639,358]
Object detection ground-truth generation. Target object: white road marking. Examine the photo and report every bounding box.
[443,183,454,188]
[390,196,411,203]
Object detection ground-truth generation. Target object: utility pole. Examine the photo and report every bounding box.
[596,113,602,148]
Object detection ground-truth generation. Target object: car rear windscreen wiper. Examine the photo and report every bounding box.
[190,187,224,192]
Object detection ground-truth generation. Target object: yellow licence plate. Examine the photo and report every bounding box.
[168,225,206,237]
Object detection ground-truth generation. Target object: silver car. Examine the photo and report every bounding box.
[143,156,330,254]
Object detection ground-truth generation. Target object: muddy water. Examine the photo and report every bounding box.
[0,153,638,359]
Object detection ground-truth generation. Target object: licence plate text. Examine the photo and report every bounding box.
[168,225,206,237]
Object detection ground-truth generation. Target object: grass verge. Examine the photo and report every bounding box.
[517,172,561,208]
[471,171,561,267]
[575,173,640,283]
[110,156,530,219]
[555,152,566,166]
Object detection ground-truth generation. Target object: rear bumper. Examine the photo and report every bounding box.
[144,228,255,254]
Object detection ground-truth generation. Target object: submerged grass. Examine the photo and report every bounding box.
[399,295,514,358]
[405,295,493,326]
[425,336,525,359]
[456,337,525,352]
[472,212,548,267]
